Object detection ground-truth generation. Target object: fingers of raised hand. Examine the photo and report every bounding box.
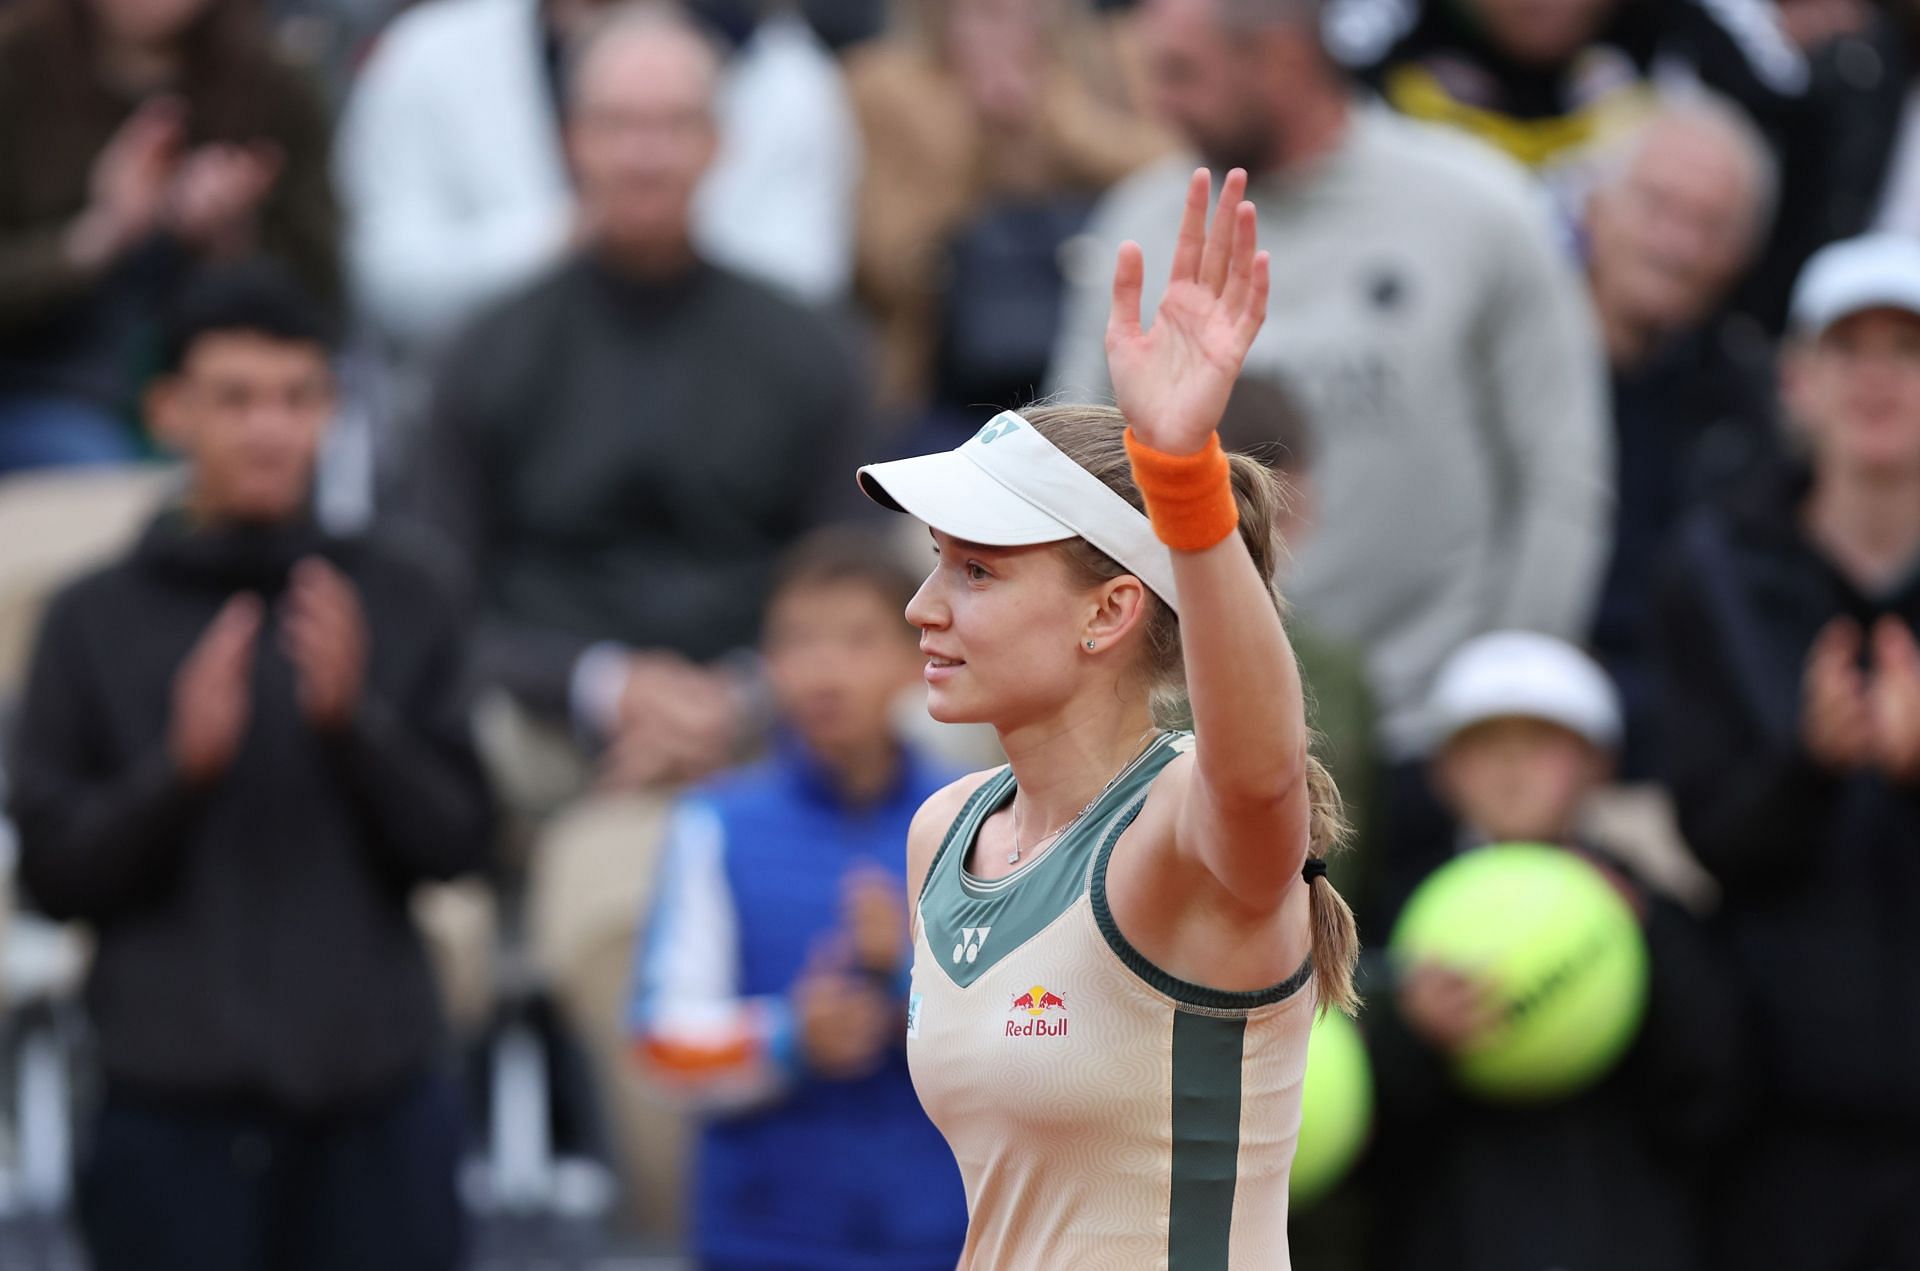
[1221,201,1263,326]
[1169,168,1211,285]
[1197,168,1248,294]
[1238,250,1271,347]
[1105,241,1146,352]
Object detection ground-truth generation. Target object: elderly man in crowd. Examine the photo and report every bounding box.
[1051,0,1610,860]
[408,0,864,1228]
[1585,96,1784,772]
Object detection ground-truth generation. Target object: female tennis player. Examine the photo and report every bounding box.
[855,168,1359,1269]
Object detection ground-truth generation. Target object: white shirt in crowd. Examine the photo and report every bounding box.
[1874,87,1920,239]
[1049,106,1613,759]
[335,0,859,350]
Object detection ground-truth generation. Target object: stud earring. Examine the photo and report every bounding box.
[1084,640,1097,651]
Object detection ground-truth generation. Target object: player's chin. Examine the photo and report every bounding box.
[923,683,989,726]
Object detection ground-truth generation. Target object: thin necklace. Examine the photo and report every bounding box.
[1007,734,1160,866]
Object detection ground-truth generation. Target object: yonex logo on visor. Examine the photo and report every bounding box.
[855,410,1183,613]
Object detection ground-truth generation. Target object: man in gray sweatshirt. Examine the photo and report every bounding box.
[1049,0,1611,771]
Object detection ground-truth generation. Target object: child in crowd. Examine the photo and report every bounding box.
[628,528,966,1271]
[1365,632,1741,1271]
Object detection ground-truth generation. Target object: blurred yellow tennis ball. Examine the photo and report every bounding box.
[1390,843,1649,1101]
[1290,1009,1372,1207]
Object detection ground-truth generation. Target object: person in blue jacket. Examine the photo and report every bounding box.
[629,527,967,1271]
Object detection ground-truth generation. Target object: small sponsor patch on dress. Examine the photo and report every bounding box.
[907,992,923,1039]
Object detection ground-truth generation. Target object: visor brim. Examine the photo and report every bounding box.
[856,452,1075,547]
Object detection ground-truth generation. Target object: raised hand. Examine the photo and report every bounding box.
[169,594,263,784]
[69,97,186,270]
[166,142,283,259]
[1105,167,1270,457]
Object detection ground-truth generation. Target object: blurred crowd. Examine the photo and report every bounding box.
[0,0,1917,1267]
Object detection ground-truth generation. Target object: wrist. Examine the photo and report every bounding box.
[1124,428,1239,552]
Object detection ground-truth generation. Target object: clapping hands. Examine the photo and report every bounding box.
[1802,615,1920,784]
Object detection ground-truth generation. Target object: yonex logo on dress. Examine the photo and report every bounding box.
[953,927,991,965]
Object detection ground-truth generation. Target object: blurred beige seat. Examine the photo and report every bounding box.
[0,466,179,1012]
[524,786,688,1240]
[0,465,179,701]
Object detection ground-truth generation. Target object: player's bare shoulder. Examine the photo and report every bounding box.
[906,767,1004,900]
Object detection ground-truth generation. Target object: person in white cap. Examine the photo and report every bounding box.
[857,168,1356,1269]
[1364,631,1742,1271]
[1654,231,1920,1271]
[1422,630,1623,846]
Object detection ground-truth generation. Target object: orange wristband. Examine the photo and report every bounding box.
[1124,428,1239,552]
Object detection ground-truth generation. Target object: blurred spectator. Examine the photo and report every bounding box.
[631,529,966,1271]
[0,0,339,473]
[1585,98,1782,774]
[337,0,856,356]
[1366,632,1740,1271]
[1804,0,1920,243]
[1053,0,1610,846]
[847,0,1168,418]
[1655,235,1920,1271]
[1326,0,1823,326]
[413,1,864,792]
[1327,0,1806,177]
[4,263,491,1271]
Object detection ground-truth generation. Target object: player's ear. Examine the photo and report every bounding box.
[1084,575,1150,652]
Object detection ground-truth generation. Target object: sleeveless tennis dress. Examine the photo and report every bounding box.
[906,732,1315,1270]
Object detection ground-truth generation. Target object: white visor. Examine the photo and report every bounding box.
[857,411,1181,613]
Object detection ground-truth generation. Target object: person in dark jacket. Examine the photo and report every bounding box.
[1803,0,1919,245]
[1368,631,1741,1271]
[5,262,491,1271]
[1655,233,1920,1271]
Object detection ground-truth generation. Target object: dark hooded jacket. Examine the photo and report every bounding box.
[7,511,492,1114]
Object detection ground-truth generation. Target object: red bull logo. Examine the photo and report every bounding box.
[1006,985,1069,1038]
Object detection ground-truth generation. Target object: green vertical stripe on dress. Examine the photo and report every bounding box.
[1169,1010,1246,1269]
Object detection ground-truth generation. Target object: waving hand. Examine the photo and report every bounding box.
[1104,168,1269,457]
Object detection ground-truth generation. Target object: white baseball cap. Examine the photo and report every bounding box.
[1426,631,1623,751]
[856,410,1184,613]
[1790,233,1920,338]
